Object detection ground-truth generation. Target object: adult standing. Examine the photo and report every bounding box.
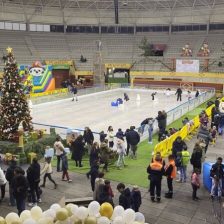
[156,111,167,141]
[126,126,140,159]
[190,142,203,172]
[107,126,114,149]
[0,167,7,202]
[12,167,28,215]
[27,158,41,207]
[197,125,212,153]
[89,142,100,167]
[6,158,17,206]
[100,140,110,172]
[148,118,155,144]
[71,135,85,167]
[54,136,64,172]
[147,157,164,202]
[125,129,130,156]
[83,127,94,154]
[175,87,182,101]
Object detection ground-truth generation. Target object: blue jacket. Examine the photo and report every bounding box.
[62,154,68,171]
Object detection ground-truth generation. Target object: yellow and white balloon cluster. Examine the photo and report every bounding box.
[0,201,148,224]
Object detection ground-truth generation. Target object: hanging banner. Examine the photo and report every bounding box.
[105,63,132,69]
[45,60,74,66]
[176,59,199,73]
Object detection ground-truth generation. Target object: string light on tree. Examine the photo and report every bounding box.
[0,47,33,141]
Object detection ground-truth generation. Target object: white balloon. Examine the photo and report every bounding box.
[135,212,145,223]
[76,207,88,220]
[112,206,124,220]
[66,204,78,216]
[20,210,31,222]
[43,209,56,219]
[50,204,61,212]
[5,213,20,224]
[122,209,135,224]
[97,216,110,224]
[88,201,100,216]
[23,218,37,224]
[30,206,43,220]
[37,217,53,224]
[112,216,124,224]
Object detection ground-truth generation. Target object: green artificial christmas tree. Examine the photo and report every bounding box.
[0,47,33,141]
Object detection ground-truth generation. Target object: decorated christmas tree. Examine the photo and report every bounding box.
[0,47,33,141]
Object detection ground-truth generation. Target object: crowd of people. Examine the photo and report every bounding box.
[0,95,223,216]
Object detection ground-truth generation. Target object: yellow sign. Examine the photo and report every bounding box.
[45,60,74,66]
[30,88,68,98]
[74,70,93,76]
[105,63,132,69]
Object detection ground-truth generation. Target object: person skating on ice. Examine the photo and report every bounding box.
[175,87,182,101]
[71,83,78,101]
[151,92,157,101]
[124,92,129,101]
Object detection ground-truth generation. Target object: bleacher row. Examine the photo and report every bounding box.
[0,30,223,72]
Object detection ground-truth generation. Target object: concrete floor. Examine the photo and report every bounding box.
[32,88,193,134]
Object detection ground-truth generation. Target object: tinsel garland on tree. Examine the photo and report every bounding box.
[0,47,33,140]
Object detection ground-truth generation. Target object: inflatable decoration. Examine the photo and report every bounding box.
[181,43,192,57]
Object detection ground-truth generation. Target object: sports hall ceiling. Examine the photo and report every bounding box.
[0,0,223,11]
[0,0,224,25]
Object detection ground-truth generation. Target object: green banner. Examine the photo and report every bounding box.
[52,65,70,70]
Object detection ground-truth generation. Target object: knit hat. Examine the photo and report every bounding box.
[133,185,139,191]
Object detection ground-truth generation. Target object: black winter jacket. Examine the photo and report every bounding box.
[12,174,28,199]
[27,162,41,185]
[126,130,140,146]
[210,163,224,179]
[119,188,132,209]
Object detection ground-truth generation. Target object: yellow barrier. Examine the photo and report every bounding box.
[30,88,68,98]
[153,98,223,157]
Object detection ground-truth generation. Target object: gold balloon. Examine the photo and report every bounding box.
[0,217,5,224]
[84,216,97,224]
[99,203,113,219]
[70,216,82,224]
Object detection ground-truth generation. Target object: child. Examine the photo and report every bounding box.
[116,137,126,169]
[105,180,114,198]
[86,161,100,192]
[180,148,190,182]
[124,93,129,101]
[61,152,72,183]
[191,168,200,200]
[211,126,217,146]
[117,183,132,209]
[40,157,57,189]
[107,126,114,149]
[164,155,176,198]
[131,185,142,212]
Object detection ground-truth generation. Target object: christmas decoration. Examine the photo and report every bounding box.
[0,47,33,141]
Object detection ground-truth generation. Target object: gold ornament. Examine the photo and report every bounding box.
[6,47,13,54]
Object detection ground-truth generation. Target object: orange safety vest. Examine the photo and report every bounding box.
[150,161,163,171]
[165,160,177,178]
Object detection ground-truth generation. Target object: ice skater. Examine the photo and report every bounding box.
[175,87,182,101]
[70,83,78,101]
[165,88,171,97]
[151,92,157,101]
[124,93,129,101]
[187,91,192,101]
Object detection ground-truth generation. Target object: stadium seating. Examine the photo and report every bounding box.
[0,30,223,72]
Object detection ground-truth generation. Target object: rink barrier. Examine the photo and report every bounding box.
[154,95,223,158]
[32,86,215,144]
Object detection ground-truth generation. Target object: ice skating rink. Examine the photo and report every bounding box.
[32,88,194,133]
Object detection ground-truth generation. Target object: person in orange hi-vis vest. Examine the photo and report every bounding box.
[147,157,164,203]
[164,155,177,198]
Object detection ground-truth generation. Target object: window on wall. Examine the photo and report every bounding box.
[66,25,99,33]
[101,26,115,33]
[209,23,224,30]
[136,25,169,33]
[0,22,26,31]
[117,26,134,34]
[29,24,50,32]
[50,25,64,32]
[172,24,207,32]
